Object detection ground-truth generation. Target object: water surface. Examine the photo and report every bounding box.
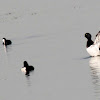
[0,0,100,100]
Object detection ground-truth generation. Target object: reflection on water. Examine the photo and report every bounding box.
[3,45,7,52]
[89,56,100,100]
[25,75,31,87]
[3,45,12,53]
[25,71,35,87]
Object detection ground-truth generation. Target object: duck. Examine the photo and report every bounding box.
[21,61,34,75]
[2,38,12,45]
[85,31,100,56]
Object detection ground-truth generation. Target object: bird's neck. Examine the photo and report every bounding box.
[87,39,94,47]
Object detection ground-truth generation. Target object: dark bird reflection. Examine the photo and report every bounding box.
[89,56,100,100]
[25,71,35,87]
[25,75,31,86]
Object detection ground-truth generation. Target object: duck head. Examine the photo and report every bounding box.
[85,33,92,40]
[24,61,29,67]
[2,38,6,44]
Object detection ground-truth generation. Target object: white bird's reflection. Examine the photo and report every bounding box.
[89,56,100,99]
[3,45,12,53]
[3,45,7,53]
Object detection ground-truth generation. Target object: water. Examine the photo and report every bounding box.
[0,0,100,100]
[89,57,100,100]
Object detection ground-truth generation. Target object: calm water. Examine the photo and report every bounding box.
[0,0,100,100]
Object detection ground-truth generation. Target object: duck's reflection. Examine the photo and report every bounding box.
[25,75,31,86]
[3,45,12,53]
[3,45,7,52]
[89,56,100,99]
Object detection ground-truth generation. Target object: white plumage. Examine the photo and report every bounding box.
[86,43,100,56]
[21,67,26,73]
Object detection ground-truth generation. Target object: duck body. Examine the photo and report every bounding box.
[85,32,100,57]
[2,38,12,45]
[86,43,100,56]
[21,61,34,75]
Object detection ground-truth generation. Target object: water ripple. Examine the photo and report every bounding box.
[89,57,100,100]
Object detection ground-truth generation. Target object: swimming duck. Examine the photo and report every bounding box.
[21,61,34,75]
[85,31,100,56]
[2,38,12,45]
